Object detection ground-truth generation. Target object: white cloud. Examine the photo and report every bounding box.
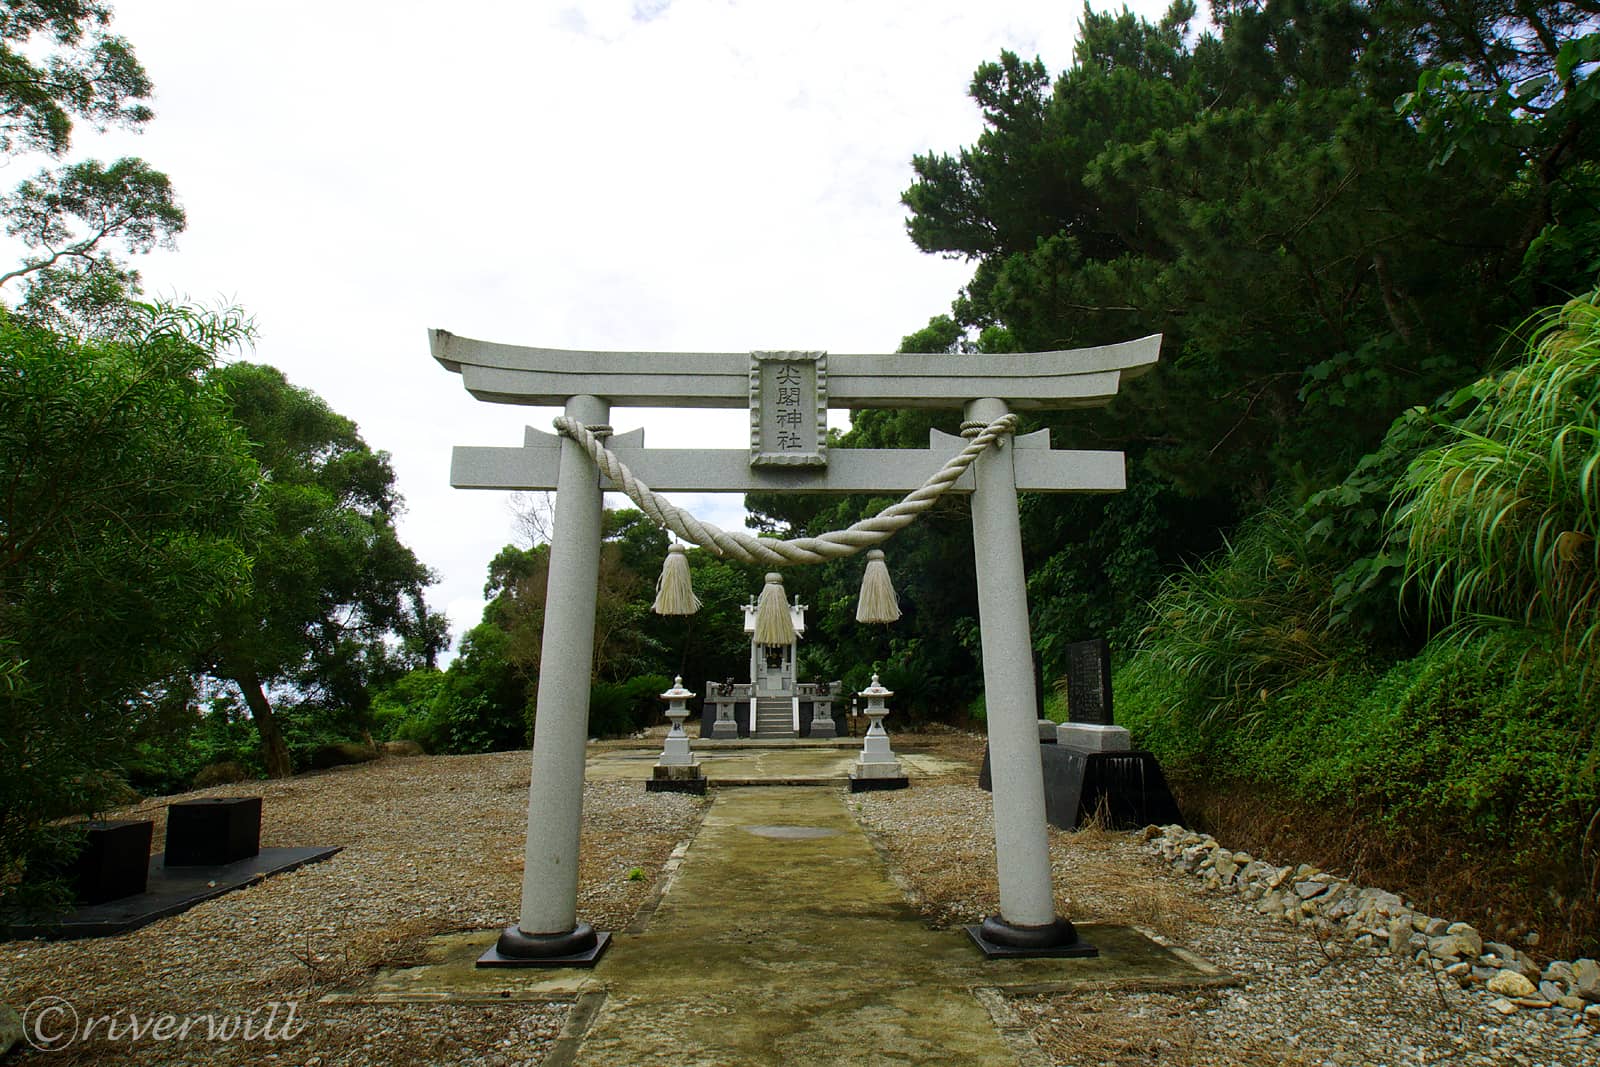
[37,0,1169,657]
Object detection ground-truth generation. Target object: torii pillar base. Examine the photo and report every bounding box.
[478,923,611,968]
[964,916,1097,959]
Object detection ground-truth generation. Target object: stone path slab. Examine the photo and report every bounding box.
[571,786,1220,1066]
[573,785,1016,1066]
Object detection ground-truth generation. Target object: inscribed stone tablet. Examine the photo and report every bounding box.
[1065,638,1113,725]
[750,350,827,467]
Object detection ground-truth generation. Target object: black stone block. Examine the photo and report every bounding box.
[980,745,1183,831]
[165,797,261,867]
[10,846,340,940]
[645,778,708,794]
[71,820,153,904]
[848,776,908,792]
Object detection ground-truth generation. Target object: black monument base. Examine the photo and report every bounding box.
[964,915,1099,959]
[71,819,154,905]
[165,796,262,867]
[980,745,1183,831]
[848,776,908,793]
[7,846,341,941]
[645,777,708,794]
[478,922,611,968]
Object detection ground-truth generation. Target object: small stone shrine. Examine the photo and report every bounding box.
[702,574,842,740]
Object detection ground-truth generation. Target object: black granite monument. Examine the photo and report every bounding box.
[982,637,1183,830]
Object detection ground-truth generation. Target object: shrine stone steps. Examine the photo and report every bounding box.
[752,697,797,739]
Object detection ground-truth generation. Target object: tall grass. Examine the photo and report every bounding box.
[1126,506,1351,727]
[1396,292,1600,698]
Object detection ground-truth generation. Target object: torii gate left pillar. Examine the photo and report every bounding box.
[484,394,611,963]
[434,331,1160,966]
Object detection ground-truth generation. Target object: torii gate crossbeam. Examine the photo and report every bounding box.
[434,331,1160,966]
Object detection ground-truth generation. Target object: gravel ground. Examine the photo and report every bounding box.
[854,776,1600,1067]
[0,750,702,1066]
[9,737,1596,1066]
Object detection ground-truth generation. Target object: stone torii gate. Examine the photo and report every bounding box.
[432,330,1160,965]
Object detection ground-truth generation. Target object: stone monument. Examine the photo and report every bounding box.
[1056,638,1131,751]
[983,636,1183,832]
[434,328,1160,965]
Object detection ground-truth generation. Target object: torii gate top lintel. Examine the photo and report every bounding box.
[429,328,1160,411]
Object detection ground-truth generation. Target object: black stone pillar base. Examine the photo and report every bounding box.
[848,775,908,792]
[645,777,707,794]
[964,915,1098,959]
[477,922,612,968]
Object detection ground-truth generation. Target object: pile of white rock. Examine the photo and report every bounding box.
[1141,824,1600,1021]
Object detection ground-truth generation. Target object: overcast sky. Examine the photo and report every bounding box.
[55,0,1169,656]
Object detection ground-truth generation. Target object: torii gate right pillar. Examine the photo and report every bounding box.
[966,397,1094,956]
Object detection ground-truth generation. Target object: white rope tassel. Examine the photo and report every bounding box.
[552,412,1018,567]
[652,543,701,615]
[753,572,796,646]
[856,548,901,623]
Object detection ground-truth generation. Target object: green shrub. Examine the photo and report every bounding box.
[1126,505,1360,729]
[589,675,671,738]
[121,693,264,796]
[1119,637,1598,871]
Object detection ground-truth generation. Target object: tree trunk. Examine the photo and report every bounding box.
[234,670,292,778]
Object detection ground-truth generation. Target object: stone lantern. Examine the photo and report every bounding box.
[848,673,907,792]
[647,676,706,794]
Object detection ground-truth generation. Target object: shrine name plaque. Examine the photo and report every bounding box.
[750,350,827,468]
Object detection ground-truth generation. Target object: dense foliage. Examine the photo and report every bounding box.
[0,4,447,907]
[1117,287,1600,953]
[0,1,184,333]
[743,0,1600,951]
[193,363,445,777]
[756,0,1600,688]
[0,306,258,904]
[372,510,762,753]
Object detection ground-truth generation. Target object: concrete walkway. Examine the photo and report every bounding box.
[336,753,1225,1065]
[574,786,1019,1066]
